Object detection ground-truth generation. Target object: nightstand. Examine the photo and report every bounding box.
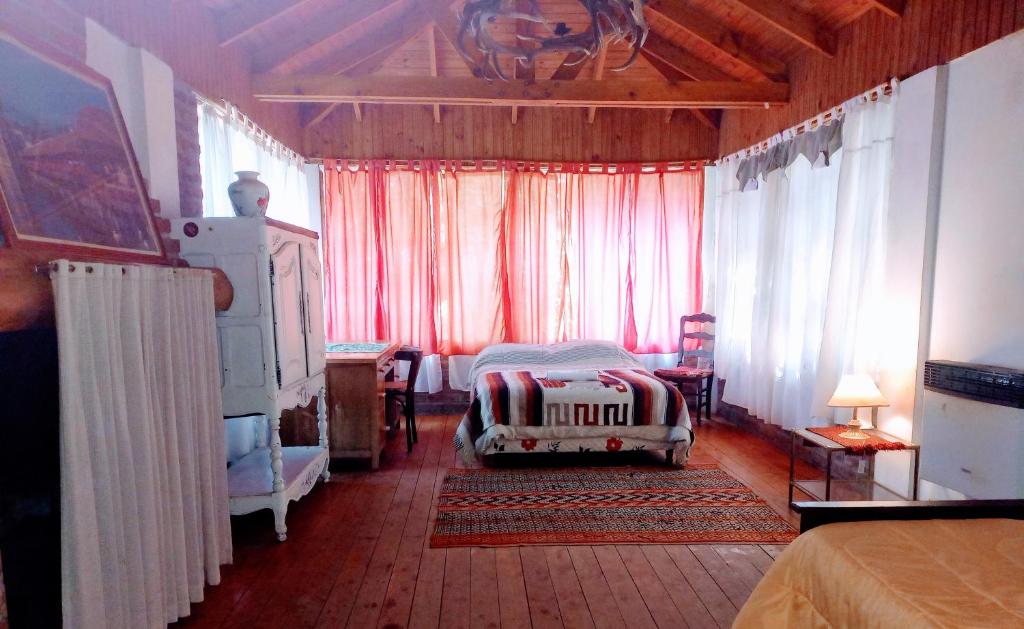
[789,428,920,506]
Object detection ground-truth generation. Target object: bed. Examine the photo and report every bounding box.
[454,341,693,465]
[734,500,1024,628]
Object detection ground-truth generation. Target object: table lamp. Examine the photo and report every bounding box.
[827,375,889,440]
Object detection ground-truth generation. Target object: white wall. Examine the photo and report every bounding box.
[929,30,1024,370]
[85,19,181,218]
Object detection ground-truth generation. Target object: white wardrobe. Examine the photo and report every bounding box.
[172,216,329,540]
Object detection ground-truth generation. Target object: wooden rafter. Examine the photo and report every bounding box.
[426,25,441,124]
[550,52,590,80]
[641,52,719,130]
[725,0,836,57]
[644,0,786,81]
[512,0,536,124]
[587,44,608,124]
[217,0,315,47]
[418,0,486,74]
[868,0,906,18]
[643,31,736,82]
[251,0,404,72]
[297,5,430,75]
[302,42,404,129]
[253,75,790,108]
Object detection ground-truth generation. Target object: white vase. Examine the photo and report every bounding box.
[227,171,270,217]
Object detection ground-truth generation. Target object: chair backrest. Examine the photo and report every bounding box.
[678,313,715,368]
[395,346,424,396]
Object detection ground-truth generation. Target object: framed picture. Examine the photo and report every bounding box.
[0,29,164,261]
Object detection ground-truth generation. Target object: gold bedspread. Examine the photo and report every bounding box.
[734,519,1024,628]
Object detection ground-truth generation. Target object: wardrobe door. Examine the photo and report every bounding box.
[301,240,326,377]
[270,240,308,388]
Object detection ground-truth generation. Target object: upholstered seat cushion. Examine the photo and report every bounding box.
[654,366,713,381]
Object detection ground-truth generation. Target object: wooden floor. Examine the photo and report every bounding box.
[179,416,818,629]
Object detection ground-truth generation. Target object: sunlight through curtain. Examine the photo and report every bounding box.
[320,161,704,365]
[713,94,897,430]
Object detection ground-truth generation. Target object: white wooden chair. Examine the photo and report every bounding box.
[224,395,330,541]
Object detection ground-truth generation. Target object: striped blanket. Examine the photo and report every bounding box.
[455,366,691,463]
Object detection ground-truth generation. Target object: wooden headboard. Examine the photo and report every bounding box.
[795,499,1024,533]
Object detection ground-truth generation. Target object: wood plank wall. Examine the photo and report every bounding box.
[719,0,1024,156]
[65,0,303,149]
[305,105,719,162]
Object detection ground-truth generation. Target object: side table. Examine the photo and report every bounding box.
[789,428,920,507]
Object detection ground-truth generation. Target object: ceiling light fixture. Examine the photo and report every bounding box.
[456,0,649,80]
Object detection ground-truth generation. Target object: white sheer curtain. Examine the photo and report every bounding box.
[197,101,313,228]
[53,261,231,629]
[714,154,841,429]
[713,93,897,430]
[811,96,896,421]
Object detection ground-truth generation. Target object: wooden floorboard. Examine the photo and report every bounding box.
[178,416,802,628]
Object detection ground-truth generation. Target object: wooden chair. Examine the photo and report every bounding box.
[654,313,715,426]
[384,346,423,452]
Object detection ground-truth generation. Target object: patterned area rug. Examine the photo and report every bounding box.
[430,464,797,547]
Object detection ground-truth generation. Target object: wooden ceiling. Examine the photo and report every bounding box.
[201,0,906,129]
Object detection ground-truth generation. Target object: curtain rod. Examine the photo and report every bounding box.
[196,94,306,164]
[719,79,896,164]
[308,158,709,173]
[32,261,190,276]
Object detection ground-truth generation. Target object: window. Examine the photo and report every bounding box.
[196,100,316,229]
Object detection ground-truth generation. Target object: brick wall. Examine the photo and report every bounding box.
[416,356,472,416]
[174,80,204,219]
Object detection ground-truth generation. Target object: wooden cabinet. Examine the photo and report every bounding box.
[171,216,330,540]
[171,217,327,418]
[325,342,398,469]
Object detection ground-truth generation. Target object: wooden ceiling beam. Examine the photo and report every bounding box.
[426,25,441,124]
[644,0,786,81]
[550,52,590,80]
[868,0,906,18]
[253,75,790,108]
[301,42,404,130]
[725,0,836,57]
[587,44,609,124]
[642,52,720,130]
[217,0,315,47]
[642,31,737,82]
[291,3,428,75]
[512,0,536,124]
[252,0,403,72]
[417,0,486,75]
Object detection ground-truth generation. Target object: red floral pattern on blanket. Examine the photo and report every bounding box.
[521,438,538,451]
[606,437,623,452]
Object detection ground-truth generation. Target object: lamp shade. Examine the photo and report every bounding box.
[827,375,889,408]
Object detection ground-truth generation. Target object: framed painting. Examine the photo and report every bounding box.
[0,29,164,261]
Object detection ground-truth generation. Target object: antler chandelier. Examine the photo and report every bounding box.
[456,0,649,81]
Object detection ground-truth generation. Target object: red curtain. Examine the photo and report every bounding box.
[434,169,505,355]
[501,169,570,345]
[321,161,703,356]
[632,170,704,353]
[379,164,438,354]
[322,160,377,343]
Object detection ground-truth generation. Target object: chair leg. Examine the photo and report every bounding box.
[409,395,418,444]
[704,376,713,421]
[693,386,702,426]
[406,412,414,453]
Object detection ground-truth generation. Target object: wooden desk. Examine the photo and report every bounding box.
[325,341,399,469]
